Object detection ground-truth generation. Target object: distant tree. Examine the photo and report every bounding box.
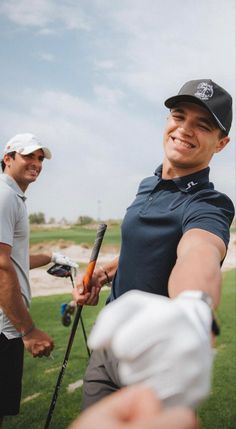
[29,212,46,224]
[77,215,94,225]
[48,217,56,224]
[59,217,69,225]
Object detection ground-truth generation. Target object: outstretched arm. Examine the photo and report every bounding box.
[30,253,51,269]
[30,251,78,271]
[168,228,226,307]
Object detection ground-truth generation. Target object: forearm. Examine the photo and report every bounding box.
[0,266,34,334]
[98,257,119,286]
[30,253,52,269]
[168,245,222,308]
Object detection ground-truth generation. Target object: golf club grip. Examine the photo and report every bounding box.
[82,223,107,292]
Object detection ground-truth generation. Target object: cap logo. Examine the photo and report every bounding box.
[194,82,213,101]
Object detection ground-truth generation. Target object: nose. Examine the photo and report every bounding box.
[178,121,194,137]
[31,157,42,168]
[179,118,194,136]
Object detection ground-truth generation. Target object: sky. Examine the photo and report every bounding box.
[0,0,235,222]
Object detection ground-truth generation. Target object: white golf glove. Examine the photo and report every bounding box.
[51,252,79,276]
[88,290,214,409]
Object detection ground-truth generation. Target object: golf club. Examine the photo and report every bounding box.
[44,223,107,429]
[47,262,90,355]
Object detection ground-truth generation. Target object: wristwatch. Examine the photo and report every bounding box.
[181,290,213,307]
[180,290,220,335]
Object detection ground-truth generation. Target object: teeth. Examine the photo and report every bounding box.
[174,138,194,149]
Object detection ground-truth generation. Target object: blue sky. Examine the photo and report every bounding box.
[0,0,235,222]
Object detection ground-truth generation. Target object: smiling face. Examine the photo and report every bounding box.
[162,102,230,178]
[3,149,45,191]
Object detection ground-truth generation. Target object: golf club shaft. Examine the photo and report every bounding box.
[44,223,107,429]
[80,315,91,357]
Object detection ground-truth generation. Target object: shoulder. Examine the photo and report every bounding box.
[186,188,235,219]
[183,188,235,247]
[137,176,157,193]
[0,180,21,220]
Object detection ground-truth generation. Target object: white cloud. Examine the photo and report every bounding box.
[0,0,235,220]
[93,85,126,105]
[0,0,91,30]
[91,0,235,105]
[0,88,162,220]
[94,59,116,71]
[35,52,56,62]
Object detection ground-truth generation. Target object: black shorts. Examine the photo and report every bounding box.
[0,333,24,416]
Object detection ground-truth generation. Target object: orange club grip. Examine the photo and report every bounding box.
[82,260,96,292]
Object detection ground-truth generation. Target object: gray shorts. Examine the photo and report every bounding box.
[82,348,123,410]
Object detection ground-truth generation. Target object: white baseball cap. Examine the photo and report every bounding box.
[3,133,52,159]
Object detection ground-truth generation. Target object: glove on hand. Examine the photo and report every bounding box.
[88,290,213,409]
[51,252,79,276]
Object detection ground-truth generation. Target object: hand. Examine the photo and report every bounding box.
[88,290,213,409]
[51,252,79,276]
[69,385,198,429]
[72,271,102,306]
[22,327,54,358]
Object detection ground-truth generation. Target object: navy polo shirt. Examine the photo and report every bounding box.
[108,165,234,302]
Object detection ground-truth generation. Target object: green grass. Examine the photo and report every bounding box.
[4,290,110,429]
[3,270,236,429]
[29,224,121,248]
[198,268,236,429]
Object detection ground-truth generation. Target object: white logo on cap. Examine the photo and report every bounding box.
[194,82,213,101]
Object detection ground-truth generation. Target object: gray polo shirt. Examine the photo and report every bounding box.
[0,173,31,339]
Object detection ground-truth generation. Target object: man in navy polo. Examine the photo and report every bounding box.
[73,80,235,410]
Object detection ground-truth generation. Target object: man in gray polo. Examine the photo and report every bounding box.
[0,133,76,425]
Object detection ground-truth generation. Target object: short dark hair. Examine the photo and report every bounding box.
[1,152,16,172]
[218,129,227,139]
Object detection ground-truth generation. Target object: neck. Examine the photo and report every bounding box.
[5,170,28,193]
[162,159,208,179]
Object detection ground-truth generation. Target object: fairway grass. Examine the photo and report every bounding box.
[3,269,236,429]
[29,224,121,248]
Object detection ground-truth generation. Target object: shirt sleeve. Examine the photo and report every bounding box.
[182,189,235,247]
[0,190,19,246]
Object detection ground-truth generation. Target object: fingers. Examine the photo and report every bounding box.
[86,287,100,305]
[72,287,90,305]
[151,407,198,429]
[32,341,53,358]
[23,328,54,358]
[73,272,101,306]
[106,386,162,421]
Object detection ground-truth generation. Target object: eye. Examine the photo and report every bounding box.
[198,123,211,132]
[172,113,184,121]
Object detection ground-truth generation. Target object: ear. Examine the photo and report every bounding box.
[3,154,11,163]
[3,153,14,169]
[215,135,230,153]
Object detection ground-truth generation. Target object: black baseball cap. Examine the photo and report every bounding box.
[164,79,232,135]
